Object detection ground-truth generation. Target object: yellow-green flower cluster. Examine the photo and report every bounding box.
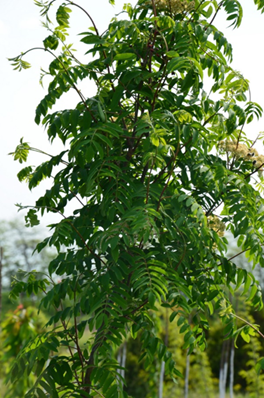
[253,154,264,168]
[154,0,195,14]
[208,215,225,237]
[219,140,248,158]
[219,140,264,169]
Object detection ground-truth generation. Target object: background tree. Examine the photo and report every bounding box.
[0,218,55,290]
[239,314,264,398]
[0,305,47,398]
[0,246,3,321]
[6,0,264,397]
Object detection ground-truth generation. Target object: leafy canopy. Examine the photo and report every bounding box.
[7,0,264,397]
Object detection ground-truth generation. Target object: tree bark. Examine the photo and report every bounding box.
[159,360,165,398]
[184,353,190,398]
[159,309,169,398]
[219,339,230,398]
[229,339,235,398]
[117,342,127,388]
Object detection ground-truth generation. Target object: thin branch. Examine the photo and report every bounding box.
[227,243,264,263]
[205,200,223,217]
[204,1,224,31]
[151,59,169,112]
[146,157,155,204]
[27,145,86,207]
[73,289,85,382]
[38,283,81,386]
[141,161,149,184]
[67,1,99,36]
[203,106,223,127]
[156,143,181,212]
[19,204,107,266]
[151,0,157,17]
[61,318,82,386]
[17,47,97,121]
[231,313,264,340]
[244,163,264,180]
[66,1,115,92]
[27,146,69,165]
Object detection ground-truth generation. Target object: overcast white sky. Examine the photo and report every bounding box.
[1,0,264,228]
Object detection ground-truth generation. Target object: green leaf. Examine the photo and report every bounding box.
[37,387,48,398]
[241,328,251,343]
[43,35,59,50]
[186,197,194,207]
[80,33,105,44]
[207,290,219,301]
[235,268,245,291]
[242,274,252,296]
[114,53,136,61]
[111,246,119,263]
[148,291,156,309]
[166,51,179,58]
[247,283,258,302]
[25,209,40,227]
[256,358,264,375]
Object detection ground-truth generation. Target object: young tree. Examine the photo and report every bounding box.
[7,0,264,396]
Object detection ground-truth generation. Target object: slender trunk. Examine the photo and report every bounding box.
[229,294,236,398]
[117,349,121,370]
[121,341,126,382]
[229,339,234,398]
[219,339,230,398]
[84,321,106,396]
[159,361,165,398]
[219,354,224,398]
[219,369,223,398]
[223,346,229,388]
[184,314,191,398]
[184,353,190,398]
[159,309,169,398]
[117,342,127,388]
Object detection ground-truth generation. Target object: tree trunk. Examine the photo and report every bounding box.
[219,339,230,398]
[184,314,192,398]
[184,353,190,398]
[229,339,234,398]
[117,342,127,388]
[159,309,169,398]
[159,360,165,398]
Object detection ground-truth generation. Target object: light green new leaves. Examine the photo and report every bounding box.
[9,138,30,163]
[8,55,31,71]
